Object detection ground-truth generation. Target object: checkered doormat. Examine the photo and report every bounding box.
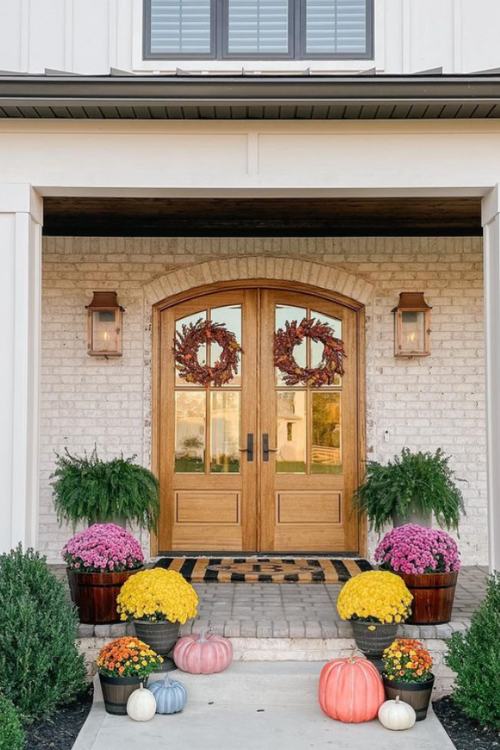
[155,557,372,583]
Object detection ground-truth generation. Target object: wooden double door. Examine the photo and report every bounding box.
[157,285,361,553]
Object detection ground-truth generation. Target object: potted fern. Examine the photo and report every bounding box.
[51,447,159,530]
[353,448,464,532]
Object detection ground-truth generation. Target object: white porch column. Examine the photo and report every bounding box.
[482,186,500,572]
[0,185,42,553]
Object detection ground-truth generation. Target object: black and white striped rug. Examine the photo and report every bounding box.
[154,556,372,583]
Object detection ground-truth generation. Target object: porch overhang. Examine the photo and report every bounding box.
[3,72,500,120]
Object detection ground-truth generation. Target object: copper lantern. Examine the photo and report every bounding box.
[392,292,431,357]
[86,291,124,357]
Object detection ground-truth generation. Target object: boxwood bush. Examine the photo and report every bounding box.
[0,695,25,750]
[0,546,87,722]
[445,572,500,729]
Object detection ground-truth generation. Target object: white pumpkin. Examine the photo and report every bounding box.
[126,684,157,722]
[378,696,416,731]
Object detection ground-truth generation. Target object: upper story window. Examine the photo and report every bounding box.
[143,0,373,60]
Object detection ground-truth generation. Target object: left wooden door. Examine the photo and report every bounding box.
[158,290,258,552]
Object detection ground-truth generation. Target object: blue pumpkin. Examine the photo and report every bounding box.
[149,676,187,715]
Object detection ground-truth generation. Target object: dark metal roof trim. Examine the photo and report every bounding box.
[3,73,500,119]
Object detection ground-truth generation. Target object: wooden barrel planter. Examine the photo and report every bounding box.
[398,571,458,625]
[99,674,141,715]
[383,674,435,721]
[67,568,142,624]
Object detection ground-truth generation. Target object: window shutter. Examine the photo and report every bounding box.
[227,0,290,55]
[150,0,212,55]
[305,0,368,55]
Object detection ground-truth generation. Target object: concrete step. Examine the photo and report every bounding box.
[148,662,321,706]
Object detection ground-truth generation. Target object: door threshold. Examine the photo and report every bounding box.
[155,550,362,558]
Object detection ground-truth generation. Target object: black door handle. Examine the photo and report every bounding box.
[262,433,278,462]
[239,433,254,462]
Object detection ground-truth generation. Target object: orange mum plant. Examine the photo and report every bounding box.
[96,636,162,680]
[382,638,433,683]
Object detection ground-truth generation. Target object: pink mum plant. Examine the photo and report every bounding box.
[374,524,460,575]
[62,523,144,573]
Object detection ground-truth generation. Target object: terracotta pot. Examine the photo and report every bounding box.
[67,567,142,624]
[351,621,399,659]
[134,620,180,671]
[383,674,435,721]
[99,673,141,715]
[398,571,458,624]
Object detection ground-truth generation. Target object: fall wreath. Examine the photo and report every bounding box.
[274,318,346,387]
[174,318,242,387]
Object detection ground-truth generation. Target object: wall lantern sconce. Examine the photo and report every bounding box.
[86,291,124,357]
[392,292,432,357]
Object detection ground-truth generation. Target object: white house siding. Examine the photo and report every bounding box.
[40,235,486,565]
[1,0,500,75]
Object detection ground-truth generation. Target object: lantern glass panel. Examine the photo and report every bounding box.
[91,310,118,352]
[400,310,425,354]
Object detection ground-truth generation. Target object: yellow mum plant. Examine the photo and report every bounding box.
[117,568,199,624]
[337,570,412,624]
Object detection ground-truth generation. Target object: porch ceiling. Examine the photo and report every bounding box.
[43,196,482,237]
[4,72,500,120]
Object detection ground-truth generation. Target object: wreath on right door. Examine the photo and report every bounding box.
[273,318,346,387]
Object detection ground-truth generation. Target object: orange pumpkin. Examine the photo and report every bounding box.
[318,656,385,723]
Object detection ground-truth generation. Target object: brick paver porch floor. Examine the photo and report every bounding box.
[55,564,487,640]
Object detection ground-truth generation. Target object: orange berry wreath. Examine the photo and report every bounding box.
[274,318,346,387]
[174,318,242,387]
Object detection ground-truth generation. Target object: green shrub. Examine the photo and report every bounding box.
[353,448,464,532]
[0,695,25,750]
[0,546,87,723]
[445,572,500,730]
[51,447,159,530]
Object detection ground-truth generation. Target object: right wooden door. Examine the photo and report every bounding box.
[259,289,359,552]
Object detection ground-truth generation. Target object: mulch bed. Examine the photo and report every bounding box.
[433,696,499,750]
[25,686,93,750]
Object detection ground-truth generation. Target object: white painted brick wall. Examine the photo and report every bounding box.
[40,236,487,565]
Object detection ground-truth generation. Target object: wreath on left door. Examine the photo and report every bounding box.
[173,318,242,387]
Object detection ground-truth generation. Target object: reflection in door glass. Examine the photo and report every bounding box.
[311,392,342,474]
[276,391,306,473]
[210,305,242,386]
[275,305,307,385]
[210,391,241,473]
[311,311,342,386]
[174,391,206,472]
[175,311,207,385]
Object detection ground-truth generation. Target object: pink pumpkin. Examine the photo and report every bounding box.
[318,656,384,723]
[173,632,233,674]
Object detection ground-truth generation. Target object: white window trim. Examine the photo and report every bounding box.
[132,0,384,73]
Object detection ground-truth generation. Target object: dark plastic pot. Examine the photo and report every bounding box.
[134,620,180,670]
[351,621,399,658]
[383,673,435,720]
[398,571,458,624]
[99,673,141,715]
[67,567,142,624]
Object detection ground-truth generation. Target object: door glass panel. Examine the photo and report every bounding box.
[174,391,206,472]
[275,305,307,385]
[209,304,242,386]
[311,391,342,474]
[276,391,306,473]
[175,311,207,385]
[210,391,241,473]
[310,310,342,386]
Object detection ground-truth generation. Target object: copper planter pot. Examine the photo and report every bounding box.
[99,673,141,715]
[67,567,142,624]
[398,571,458,625]
[383,674,435,721]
